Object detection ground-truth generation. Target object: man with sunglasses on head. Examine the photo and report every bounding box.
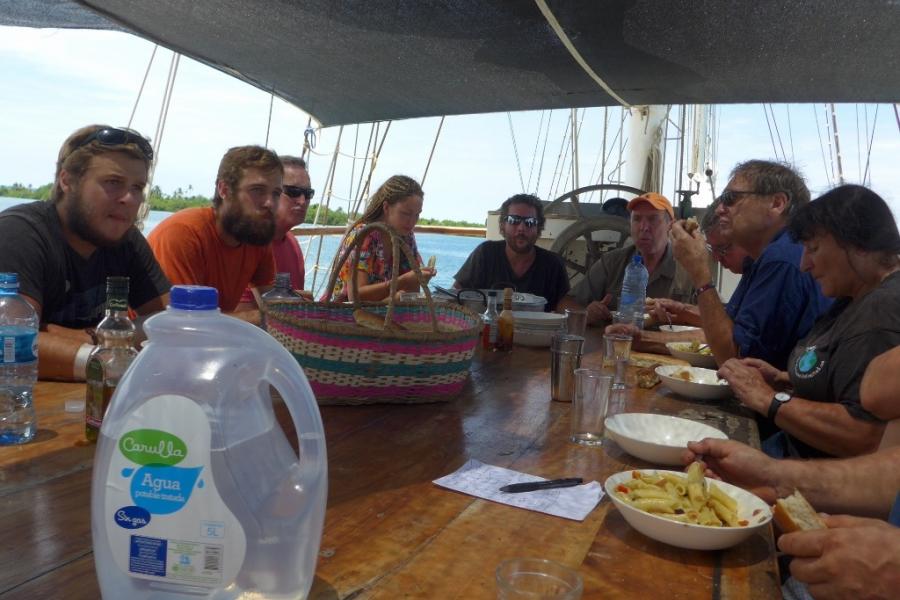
[0,125,170,381]
[453,194,569,311]
[148,145,281,322]
[667,160,831,370]
[559,192,694,325]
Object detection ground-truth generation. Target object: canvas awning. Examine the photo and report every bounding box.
[4,0,900,126]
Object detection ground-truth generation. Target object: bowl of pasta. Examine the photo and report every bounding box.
[604,465,772,550]
[665,341,718,369]
[604,413,728,466]
[655,365,732,400]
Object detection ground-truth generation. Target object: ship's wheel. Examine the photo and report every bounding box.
[546,183,645,287]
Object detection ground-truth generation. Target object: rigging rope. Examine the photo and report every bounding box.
[823,103,837,184]
[127,45,158,129]
[533,0,630,108]
[421,116,445,187]
[786,105,795,164]
[533,110,554,196]
[547,116,571,199]
[307,125,344,295]
[812,104,833,188]
[525,110,546,193]
[769,104,787,161]
[862,104,880,186]
[507,113,526,192]
[264,92,275,148]
[762,105,780,161]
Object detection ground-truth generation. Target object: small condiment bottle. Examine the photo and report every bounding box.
[496,287,515,351]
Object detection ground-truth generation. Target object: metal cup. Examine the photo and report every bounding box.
[550,334,585,402]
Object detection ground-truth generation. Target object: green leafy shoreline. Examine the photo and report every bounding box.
[0,183,483,228]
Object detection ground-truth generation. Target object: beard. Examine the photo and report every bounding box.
[220,199,275,246]
[504,231,536,255]
[66,186,131,248]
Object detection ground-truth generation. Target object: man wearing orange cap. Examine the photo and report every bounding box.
[559,192,694,325]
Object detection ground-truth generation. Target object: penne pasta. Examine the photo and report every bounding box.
[614,466,746,528]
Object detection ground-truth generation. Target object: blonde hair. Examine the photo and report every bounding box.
[352,175,424,227]
[51,125,151,204]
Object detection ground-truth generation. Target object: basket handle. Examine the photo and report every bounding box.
[326,222,439,332]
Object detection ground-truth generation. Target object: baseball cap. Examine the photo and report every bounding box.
[627,192,674,219]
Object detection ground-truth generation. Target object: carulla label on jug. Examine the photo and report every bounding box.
[90,285,328,599]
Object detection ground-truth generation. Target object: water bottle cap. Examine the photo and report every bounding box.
[170,285,219,310]
[632,254,644,265]
[0,272,18,293]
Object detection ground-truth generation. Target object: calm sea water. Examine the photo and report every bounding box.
[0,196,481,296]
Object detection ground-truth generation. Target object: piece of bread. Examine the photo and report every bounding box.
[353,308,406,332]
[636,364,661,388]
[683,216,700,234]
[773,490,827,533]
[629,351,690,368]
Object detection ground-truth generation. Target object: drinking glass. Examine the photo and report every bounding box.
[564,308,587,336]
[496,557,583,599]
[602,333,632,390]
[570,368,612,446]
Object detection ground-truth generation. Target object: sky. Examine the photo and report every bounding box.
[1,25,899,223]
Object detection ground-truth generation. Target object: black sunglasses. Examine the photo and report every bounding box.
[717,189,767,207]
[283,185,315,200]
[504,215,539,228]
[73,127,154,161]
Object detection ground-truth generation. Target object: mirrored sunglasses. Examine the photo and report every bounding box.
[73,127,154,161]
[504,215,539,228]
[283,185,315,200]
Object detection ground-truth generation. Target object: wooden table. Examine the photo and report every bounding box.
[0,332,779,599]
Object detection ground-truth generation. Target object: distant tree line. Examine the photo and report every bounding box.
[0,183,483,228]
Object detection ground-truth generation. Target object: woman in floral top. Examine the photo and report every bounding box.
[326,175,436,301]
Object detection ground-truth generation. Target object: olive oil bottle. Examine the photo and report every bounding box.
[85,277,137,442]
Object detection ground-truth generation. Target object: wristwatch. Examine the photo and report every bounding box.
[767,391,792,420]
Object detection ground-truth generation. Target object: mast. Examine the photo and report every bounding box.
[624,105,667,192]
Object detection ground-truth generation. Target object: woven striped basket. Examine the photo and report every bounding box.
[266,222,482,405]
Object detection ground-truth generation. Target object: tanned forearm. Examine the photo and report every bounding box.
[696,290,739,364]
[774,446,900,518]
[775,398,885,457]
[38,330,93,381]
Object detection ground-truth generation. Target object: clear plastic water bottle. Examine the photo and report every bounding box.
[0,272,39,445]
[260,272,300,330]
[619,254,649,330]
[91,285,327,599]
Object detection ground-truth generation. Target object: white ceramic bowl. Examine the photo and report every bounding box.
[655,365,732,401]
[512,311,567,330]
[659,324,700,333]
[604,413,728,465]
[666,342,719,369]
[513,329,556,347]
[604,469,772,550]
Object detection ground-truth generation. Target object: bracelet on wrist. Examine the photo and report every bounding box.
[696,282,716,296]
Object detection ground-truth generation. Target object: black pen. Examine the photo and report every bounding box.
[499,478,583,493]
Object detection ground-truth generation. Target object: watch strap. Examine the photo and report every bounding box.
[767,393,790,420]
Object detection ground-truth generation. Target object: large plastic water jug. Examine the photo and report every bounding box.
[91,285,327,599]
